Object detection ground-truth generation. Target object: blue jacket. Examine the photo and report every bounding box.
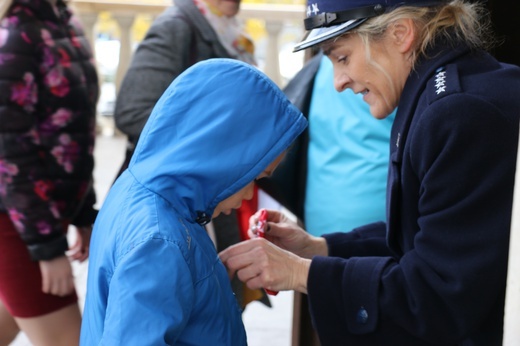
[80,59,307,345]
[307,42,520,345]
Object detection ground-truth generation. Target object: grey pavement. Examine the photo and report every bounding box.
[10,133,293,346]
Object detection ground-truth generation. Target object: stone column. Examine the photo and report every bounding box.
[76,12,98,54]
[111,14,135,94]
[264,20,283,87]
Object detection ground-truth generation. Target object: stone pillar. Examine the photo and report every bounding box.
[76,12,98,54]
[111,14,135,94]
[264,20,283,87]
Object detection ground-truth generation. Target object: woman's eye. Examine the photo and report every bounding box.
[337,56,348,64]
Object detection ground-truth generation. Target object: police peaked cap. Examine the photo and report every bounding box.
[294,0,450,52]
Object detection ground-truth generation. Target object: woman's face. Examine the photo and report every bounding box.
[205,0,241,17]
[322,30,412,119]
[212,152,286,218]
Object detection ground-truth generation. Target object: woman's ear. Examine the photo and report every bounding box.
[390,18,416,54]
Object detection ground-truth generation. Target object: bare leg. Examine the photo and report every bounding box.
[0,301,19,346]
[15,303,81,346]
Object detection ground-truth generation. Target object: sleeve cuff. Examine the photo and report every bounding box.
[308,256,391,335]
[27,235,69,261]
[72,207,98,227]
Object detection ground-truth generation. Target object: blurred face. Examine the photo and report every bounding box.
[205,0,241,17]
[212,152,286,218]
[322,30,412,119]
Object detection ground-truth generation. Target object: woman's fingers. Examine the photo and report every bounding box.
[220,238,297,291]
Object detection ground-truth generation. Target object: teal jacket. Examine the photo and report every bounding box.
[80,59,307,345]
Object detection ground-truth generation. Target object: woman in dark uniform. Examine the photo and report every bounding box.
[220,0,520,344]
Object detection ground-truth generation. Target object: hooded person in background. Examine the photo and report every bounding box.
[80,59,307,345]
[220,0,520,344]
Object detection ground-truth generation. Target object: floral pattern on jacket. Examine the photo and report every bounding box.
[0,0,99,261]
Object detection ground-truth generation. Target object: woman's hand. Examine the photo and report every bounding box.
[39,256,75,296]
[248,209,328,259]
[219,237,312,294]
[220,209,329,294]
[67,225,92,262]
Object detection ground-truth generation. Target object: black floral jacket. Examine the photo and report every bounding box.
[0,0,99,260]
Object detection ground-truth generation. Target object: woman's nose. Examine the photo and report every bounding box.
[334,72,351,92]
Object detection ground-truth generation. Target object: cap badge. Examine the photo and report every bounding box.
[307,3,320,17]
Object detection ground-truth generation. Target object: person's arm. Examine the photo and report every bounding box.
[70,183,98,227]
[114,14,196,142]
[101,238,194,344]
[220,209,389,292]
[323,221,391,257]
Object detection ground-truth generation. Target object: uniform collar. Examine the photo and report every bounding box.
[390,39,472,160]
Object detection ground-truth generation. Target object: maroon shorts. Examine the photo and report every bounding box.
[0,213,77,318]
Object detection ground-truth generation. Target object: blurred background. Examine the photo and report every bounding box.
[69,0,307,135]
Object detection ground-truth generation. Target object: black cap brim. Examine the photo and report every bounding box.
[293,18,367,52]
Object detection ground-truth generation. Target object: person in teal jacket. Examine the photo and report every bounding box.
[80,59,307,345]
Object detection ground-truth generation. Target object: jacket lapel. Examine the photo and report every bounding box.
[385,43,471,255]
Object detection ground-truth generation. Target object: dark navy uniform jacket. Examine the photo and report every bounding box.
[307,39,520,345]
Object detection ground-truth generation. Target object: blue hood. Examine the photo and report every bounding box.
[128,58,307,223]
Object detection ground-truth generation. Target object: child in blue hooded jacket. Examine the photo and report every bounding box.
[80,58,307,345]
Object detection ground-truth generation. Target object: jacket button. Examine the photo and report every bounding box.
[356,307,368,324]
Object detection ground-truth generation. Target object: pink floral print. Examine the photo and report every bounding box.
[0,53,14,65]
[1,16,19,28]
[41,28,54,47]
[41,108,72,132]
[51,134,79,173]
[58,48,71,67]
[21,32,31,44]
[34,180,54,201]
[49,201,62,219]
[0,28,8,47]
[8,208,25,232]
[36,221,52,235]
[51,107,73,125]
[0,160,19,195]
[11,72,37,112]
[42,46,56,69]
[26,128,41,145]
[45,67,70,97]
[69,29,81,48]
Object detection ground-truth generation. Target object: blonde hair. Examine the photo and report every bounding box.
[353,0,493,67]
[0,0,13,20]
